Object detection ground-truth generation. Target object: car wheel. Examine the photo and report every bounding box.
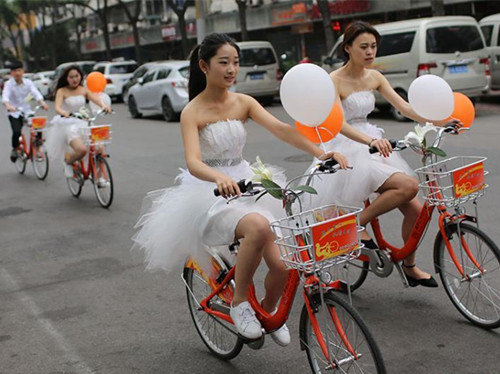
[162,96,178,122]
[128,96,142,118]
[390,90,411,122]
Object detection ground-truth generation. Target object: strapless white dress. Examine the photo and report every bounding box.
[307,90,414,208]
[132,119,286,272]
[45,95,87,163]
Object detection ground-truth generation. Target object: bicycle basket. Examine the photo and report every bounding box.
[270,204,363,272]
[415,156,488,207]
[82,125,112,146]
[29,116,47,132]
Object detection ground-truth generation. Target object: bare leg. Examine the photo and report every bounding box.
[232,213,275,307]
[64,137,86,165]
[261,241,288,313]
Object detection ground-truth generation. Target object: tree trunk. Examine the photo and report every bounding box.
[50,2,57,66]
[98,0,112,60]
[236,0,248,41]
[317,0,335,55]
[118,0,143,64]
[166,0,189,59]
[430,0,445,16]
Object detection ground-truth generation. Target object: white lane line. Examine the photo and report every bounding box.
[0,268,95,374]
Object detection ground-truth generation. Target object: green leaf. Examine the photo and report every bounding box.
[294,185,317,195]
[426,146,447,157]
[261,178,284,200]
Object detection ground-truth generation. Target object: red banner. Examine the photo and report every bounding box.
[453,162,485,198]
[311,214,358,261]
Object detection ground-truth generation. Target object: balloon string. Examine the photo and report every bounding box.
[315,126,327,153]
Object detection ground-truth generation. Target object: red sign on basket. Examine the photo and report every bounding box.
[311,215,358,261]
[91,126,110,142]
[31,117,47,129]
[452,162,485,198]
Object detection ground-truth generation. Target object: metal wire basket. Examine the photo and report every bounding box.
[415,156,488,207]
[270,204,364,273]
[81,125,112,146]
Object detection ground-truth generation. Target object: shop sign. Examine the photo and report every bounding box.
[162,25,176,41]
[271,2,307,26]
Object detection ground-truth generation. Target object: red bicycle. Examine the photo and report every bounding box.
[66,110,114,208]
[14,105,49,180]
[333,125,500,329]
[183,161,386,373]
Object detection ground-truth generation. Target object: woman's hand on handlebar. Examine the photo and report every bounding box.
[370,138,393,157]
[318,151,349,169]
[215,175,241,198]
[102,105,112,114]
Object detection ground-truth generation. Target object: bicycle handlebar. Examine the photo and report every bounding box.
[69,108,112,123]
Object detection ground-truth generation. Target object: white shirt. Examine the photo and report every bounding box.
[2,77,44,118]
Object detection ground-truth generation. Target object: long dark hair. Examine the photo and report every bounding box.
[188,33,240,101]
[56,65,84,90]
[341,21,381,62]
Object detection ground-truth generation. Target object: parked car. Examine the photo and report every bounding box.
[234,41,282,106]
[123,61,164,104]
[92,60,138,101]
[322,16,490,121]
[127,60,189,122]
[479,13,500,90]
[48,60,96,100]
[31,70,55,98]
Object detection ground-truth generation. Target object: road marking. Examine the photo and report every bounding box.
[0,268,95,374]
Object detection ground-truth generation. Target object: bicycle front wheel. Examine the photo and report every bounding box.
[300,292,386,374]
[436,222,500,329]
[92,155,113,208]
[32,144,49,180]
[184,259,243,360]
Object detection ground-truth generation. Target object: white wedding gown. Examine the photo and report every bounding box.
[307,90,414,208]
[133,119,286,272]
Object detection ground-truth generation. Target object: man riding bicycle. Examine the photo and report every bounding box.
[2,60,49,163]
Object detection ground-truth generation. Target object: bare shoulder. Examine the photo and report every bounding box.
[370,69,387,87]
[180,100,198,127]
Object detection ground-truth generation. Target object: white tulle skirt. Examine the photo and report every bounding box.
[132,160,286,273]
[45,115,87,163]
[306,120,415,208]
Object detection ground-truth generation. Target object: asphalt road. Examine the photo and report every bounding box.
[0,101,499,374]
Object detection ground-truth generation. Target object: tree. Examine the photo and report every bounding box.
[317,0,335,54]
[0,0,22,60]
[430,0,445,16]
[235,0,249,41]
[117,0,143,64]
[166,0,189,58]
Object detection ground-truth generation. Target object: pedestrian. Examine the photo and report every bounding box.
[133,33,348,342]
[2,60,49,162]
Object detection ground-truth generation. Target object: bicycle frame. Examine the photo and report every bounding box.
[74,143,108,181]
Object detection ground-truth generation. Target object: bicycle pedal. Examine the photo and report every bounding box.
[242,333,265,350]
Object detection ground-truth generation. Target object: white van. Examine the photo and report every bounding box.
[479,13,500,90]
[322,16,490,121]
[235,41,282,106]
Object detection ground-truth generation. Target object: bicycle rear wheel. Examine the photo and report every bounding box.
[300,292,386,373]
[92,155,113,208]
[66,168,83,197]
[436,222,500,329]
[184,256,243,360]
[31,144,49,180]
[327,260,369,293]
[15,148,27,174]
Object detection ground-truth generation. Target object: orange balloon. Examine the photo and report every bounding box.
[448,92,475,128]
[296,102,343,143]
[86,72,107,93]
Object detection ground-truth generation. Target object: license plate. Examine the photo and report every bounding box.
[449,65,468,74]
[249,73,264,80]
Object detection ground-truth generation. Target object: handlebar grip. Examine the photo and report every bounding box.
[318,159,338,172]
[369,139,397,154]
[213,179,249,197]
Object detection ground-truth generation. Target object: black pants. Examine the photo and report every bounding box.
[8,115,24,149]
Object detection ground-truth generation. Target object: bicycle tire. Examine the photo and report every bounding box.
[435,222,500,329]
[92,155,113,208]
[31,145,49,180]
[328,260,370,293]
[184,258,243,360]
[300,292,386,373]
[15,148,27,174]
[66,173,83,197]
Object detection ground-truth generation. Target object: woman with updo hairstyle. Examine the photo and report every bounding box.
[133,33,348,341]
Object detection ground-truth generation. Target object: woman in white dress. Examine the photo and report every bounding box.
[133,33,347,342]
[310,21,453,287]
[45,65,111,177]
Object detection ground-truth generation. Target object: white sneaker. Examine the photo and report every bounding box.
[63,163,74,178]
[230,301,262,339]
[270,322,290,347]
[97,177,109,188]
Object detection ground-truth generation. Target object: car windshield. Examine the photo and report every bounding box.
[110,64,138,74]
[426,25,484,53]
[239,48,276,67]
[178,66,189,79]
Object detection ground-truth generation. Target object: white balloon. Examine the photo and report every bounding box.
[279,63,335,126]
[90,92,112,114]
[408,75,454,121]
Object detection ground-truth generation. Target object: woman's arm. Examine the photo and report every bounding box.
[54,89,69,117]
[180,109,242,197]
[246,95,348,168]
[86,90,112,113]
